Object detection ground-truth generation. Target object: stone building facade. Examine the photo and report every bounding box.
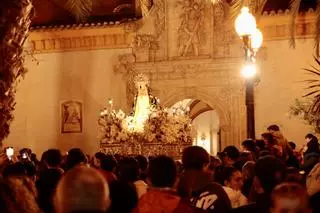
[6,0,318,154]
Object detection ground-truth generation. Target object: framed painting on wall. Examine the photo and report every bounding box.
[61,101,83,134]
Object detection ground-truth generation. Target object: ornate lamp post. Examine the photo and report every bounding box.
[235,7,263,139]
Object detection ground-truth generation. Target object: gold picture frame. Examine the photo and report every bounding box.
[61,101,83,134]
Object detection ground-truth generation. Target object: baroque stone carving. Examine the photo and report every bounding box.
[114,54,137,107]
[177,0,205,57]
[152,0,166,39]
[30,34,130,53]
[133,34,159,61]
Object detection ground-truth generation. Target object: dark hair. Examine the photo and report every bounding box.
[135,155,148,171]
[261,132,277,146]
[3,162,27,178]
[101,155,118,172]
[21,162,37,178]
[271,182,309,208]
[94,152,106,160]
[242,139,256,152]
[288,142,296,150]
[223,146,240,160]
[118,157,139,182]
[213,165,225,185]
[267,125,280,132]
[256,139,266,150]
[45,149,62,167]
[108,181,138,213]
[305,133,315,139]
[148,155,177,188]
[182,146,210,170]
[64,148,86,171]
[255,156,287,195]
[221,166,238,186]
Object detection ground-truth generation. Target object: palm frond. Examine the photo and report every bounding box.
[64,0,92,22]
[229,0,246,21]
[140,0,153,17]
[289,0,301,48]
[315,1,320,56]
[255,0,268,18]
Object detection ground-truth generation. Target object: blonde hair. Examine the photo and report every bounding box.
[55,165,110,213]
[271,182,309,208]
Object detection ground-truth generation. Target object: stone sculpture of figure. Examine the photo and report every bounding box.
[133,75,151,132]
[178,0,204,57]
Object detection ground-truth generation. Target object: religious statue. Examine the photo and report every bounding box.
[132,74,151,132]
[177,0,204,57]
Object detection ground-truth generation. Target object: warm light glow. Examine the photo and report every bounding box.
[241,63,257,79]
[251,28,263,50]
[235,7,257,37]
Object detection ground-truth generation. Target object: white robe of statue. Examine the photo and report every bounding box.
[133,82,150,132]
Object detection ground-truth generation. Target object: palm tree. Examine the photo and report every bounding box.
[59,0,154,22]
[0,0,34,144]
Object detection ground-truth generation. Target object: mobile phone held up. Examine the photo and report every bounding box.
[6,147,14,160]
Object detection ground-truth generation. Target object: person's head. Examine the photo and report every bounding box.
[135,155,149,172]
[267,125,280,133]
[45,149,62,168]
[222,146,240,166]
[288,142,296,151]
[117,157,139,182]
[21,161,37,181]
[3,162,27,178]
[305,133,316,143]
[182,146,210,171]
[148,155,177,188]
[93,152,106,168]
[0,176,40,213]
[270,183,311,213]
[64,148,86,171]
[100,155,118,172]
[108,180,138,213]
[254,156,287,195]
[256,139,266,150]
[242,139,256,152]
[222,166,243,191]
[55,166,110,213]
[261,132,277,146]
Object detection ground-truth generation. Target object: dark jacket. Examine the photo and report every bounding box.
[301,152,320,174]
[178,170,231,213]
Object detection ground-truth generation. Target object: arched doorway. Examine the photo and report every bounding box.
[171,99,221,155]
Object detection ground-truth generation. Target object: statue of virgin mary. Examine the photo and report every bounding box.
[132,74,151,132]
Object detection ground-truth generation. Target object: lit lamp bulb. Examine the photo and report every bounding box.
[251,28,263,51]
[241,63,257,79]
[108,99,113,105]
[235,7,257,37]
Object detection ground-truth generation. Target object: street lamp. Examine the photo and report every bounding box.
[235,7,263,140]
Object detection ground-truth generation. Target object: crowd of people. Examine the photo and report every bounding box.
[0,124,320,213]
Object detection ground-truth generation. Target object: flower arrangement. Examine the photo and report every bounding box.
[98,99,193,145]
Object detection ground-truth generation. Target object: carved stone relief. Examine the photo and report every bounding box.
[212,4,237,58]
[176,0,205,57]
[152,0,166,39]
[114,54,137,108]
[133,34,159,62]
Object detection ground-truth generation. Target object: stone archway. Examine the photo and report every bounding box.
[158,87,236,149]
